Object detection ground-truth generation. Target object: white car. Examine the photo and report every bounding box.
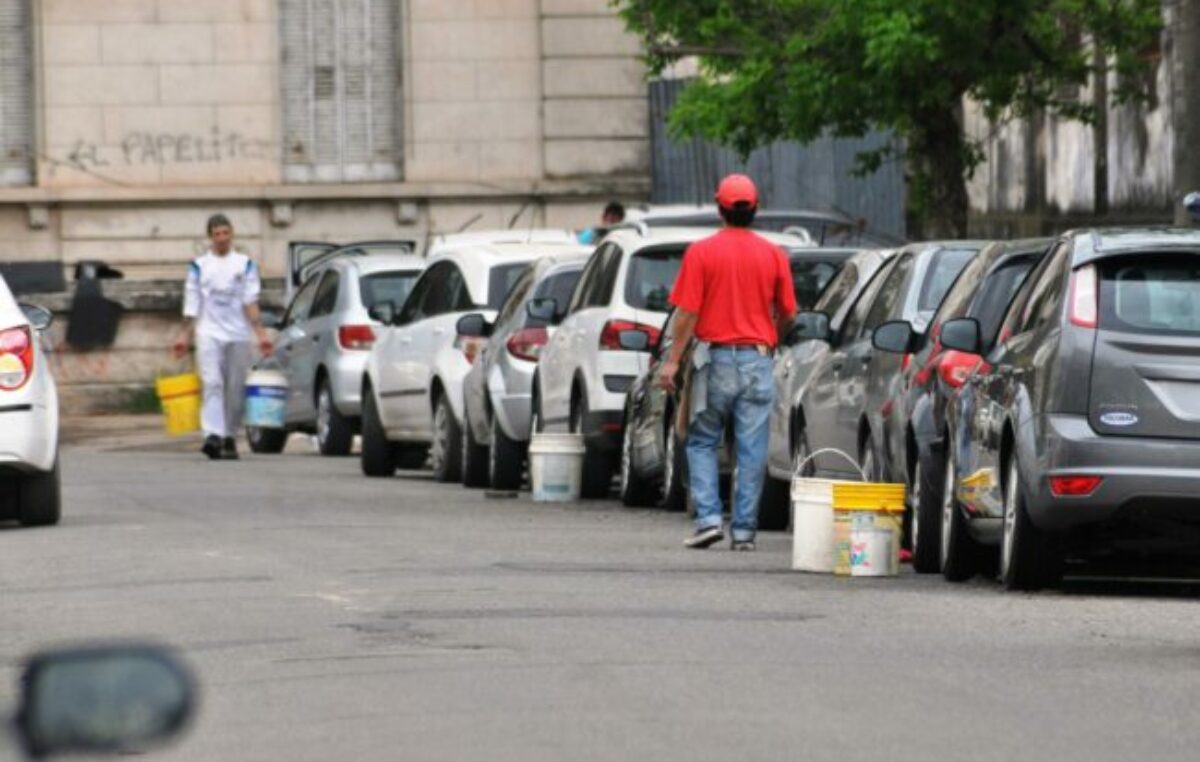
[533,226,812,498]
[0,275,60,526]
[361,239,586,482]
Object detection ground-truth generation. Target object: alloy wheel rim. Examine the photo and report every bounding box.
[317,388,331,444]
[1002,461,1018,578]
[620,422,633,496]
[940,455,955,568]
[911,461,923,557]
[488,418,498,484]
[663,425,676,495]
[431,404,447,473]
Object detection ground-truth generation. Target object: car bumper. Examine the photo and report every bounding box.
[327,351,369,417]
[1024,414,1200,533]
[491,357,535,443]
[0,403,56,474]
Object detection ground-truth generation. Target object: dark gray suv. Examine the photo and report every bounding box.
[940,228,1200,590]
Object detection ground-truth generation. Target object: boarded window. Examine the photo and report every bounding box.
[281,0,401,183]
[0,0,32,186]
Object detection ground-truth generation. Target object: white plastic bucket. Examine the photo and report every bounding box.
[528,433,586,502]
[791,478,837,573]
[849,512,900,577]
[244,369,288,429]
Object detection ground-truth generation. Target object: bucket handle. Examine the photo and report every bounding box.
[793,447,868,482]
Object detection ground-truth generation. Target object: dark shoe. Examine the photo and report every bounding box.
[731,540,757,552]
[684,526,724,549]
[222,438,240,461]
[201,435,223,460]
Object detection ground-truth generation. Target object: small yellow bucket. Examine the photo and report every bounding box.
[832,482,906,577]
[156,371,202,436]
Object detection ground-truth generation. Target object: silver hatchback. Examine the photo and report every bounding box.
[249,253,425,456]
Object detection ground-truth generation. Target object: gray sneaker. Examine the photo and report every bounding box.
[684,526,724,549]
[731,540,757,552]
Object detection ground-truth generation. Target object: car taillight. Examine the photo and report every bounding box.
[506,327,549,362]
[938,350,980,389]
[1069,265,1098,328]
[1049,475,1103,497]
[455,335,486,365]
[0,326,33,391]
[338,324,376,350]
[599,320,661,351]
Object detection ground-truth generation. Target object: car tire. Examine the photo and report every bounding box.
[394,446,428,470]
[619,409,657,507]
[660,408,688,512]
[759,430,810,532]
[316,377,354,457]
[247,426,287,454]
[909,449,944,574]
[18,454,61,527]
[940,448,981,582]
[360,387,397,478]
[570,391,613,499]
[461,406,490,488]
[430,395,463,484]
[489,415,525,491]
[1000,456,1063,591]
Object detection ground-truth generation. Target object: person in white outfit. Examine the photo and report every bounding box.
[173,214,273,460]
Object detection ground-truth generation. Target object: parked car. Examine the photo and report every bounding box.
[361,240,581,482]
[533,227,812,499]
[248,253,426,456]
[619,246,859,512]
[621,205,904,247]
[772,241,982,485]
[458,249,590,489]
[285,239,418,302]
[870,239,1050,572]
[425,229,578,259]
[0,275,60,528]
[938,228,1200,590]
[761,248,897,527]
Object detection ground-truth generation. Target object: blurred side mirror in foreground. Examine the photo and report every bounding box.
[14,644,197,759]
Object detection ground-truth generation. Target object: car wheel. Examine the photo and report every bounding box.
[460,406,490,488]
[860,435,882,482]
[394,445,428,470]
[940,448,981,582]
[18,454,61,527]
[247,426,287,454]
[430,395,463,484]
[660,410,688,512]
[489,415,525,491]
[759,431,808,532]
[570,391,613,499]
[316,378,354,457]
[909,450,944,574]
[1000,456,1063,591]
[360,386,397,478]
[619,410,657,507]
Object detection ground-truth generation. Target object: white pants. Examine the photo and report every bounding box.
[197,335,253,438]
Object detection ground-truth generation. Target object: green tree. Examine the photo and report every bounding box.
[616,0,1163,237]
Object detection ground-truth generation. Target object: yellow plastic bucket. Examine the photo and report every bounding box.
[832,482,906,577]
[156,372,201,436]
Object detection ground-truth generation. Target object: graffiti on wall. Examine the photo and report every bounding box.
[58,127,274,173]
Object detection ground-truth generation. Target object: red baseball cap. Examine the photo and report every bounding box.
[715,174,759,209]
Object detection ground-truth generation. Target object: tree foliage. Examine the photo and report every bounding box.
[615,0,1163,235]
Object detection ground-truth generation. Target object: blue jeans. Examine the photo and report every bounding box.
[686,347,774,542]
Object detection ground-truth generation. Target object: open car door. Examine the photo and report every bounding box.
[287,241,339,301]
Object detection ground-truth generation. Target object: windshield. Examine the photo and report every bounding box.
[1099,254,1200,336]
[918,248,977,315]
[488,264,532,310]
[624,247,686,312]
[359,270,421,311]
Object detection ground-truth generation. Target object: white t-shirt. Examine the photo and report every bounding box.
[183,250,262,342]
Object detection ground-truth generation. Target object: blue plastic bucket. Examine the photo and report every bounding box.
[244,369,288,429]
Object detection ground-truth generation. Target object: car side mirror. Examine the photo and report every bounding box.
[19,303,53,332]
[259,310,283,330]
[15,644,197,759]
[617,329,650,352]
[526,297,558,323]
[456,313,492,338]
[367,301,396,326]
[787,311,831,345]
[872,320,918,354]
[939,318,982,354]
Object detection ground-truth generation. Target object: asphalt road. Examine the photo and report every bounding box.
[3,443,1200,761]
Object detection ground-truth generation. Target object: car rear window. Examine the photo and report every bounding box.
[1099,254,1200,336]
[488,263,531,310]
[624,247,685,312]
[359,270,421,311]
[918,248,977,314]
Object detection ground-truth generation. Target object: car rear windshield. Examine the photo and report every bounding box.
[359,270,421,311]
[918,248,977,314]
[790,255,846,309]
[625,247,686,312]
[1099,254,1200,336]
[488,263,532,310]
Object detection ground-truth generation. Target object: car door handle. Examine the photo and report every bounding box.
[399,336,413,345]
[433,328,446,337]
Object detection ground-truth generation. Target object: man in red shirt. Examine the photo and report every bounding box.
[660,175,797,550]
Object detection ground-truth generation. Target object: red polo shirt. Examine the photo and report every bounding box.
[668,228,797,346]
